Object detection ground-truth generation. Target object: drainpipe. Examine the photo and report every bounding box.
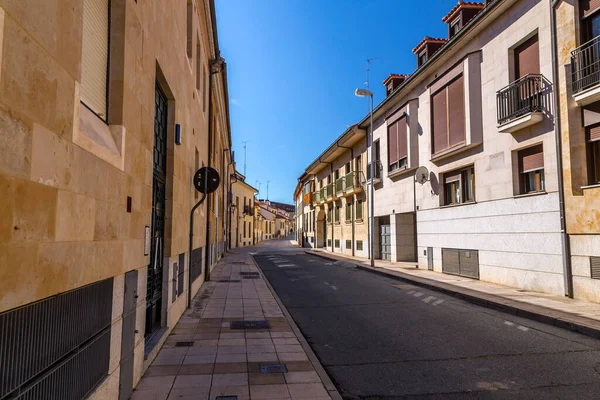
[550,0,573,297]
[336,141,355,256]
[228,171,237,251]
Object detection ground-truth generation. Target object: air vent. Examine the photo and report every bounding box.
[175,341,194,347]
[260,364,288,373]
[230,320,271,330]
[240,272,260,276]
[591,256,600,280]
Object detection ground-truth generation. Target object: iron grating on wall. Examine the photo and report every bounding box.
[0,278,113,399]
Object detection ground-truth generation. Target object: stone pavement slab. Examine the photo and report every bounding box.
[132,247,340,400]
[307,248,600,340]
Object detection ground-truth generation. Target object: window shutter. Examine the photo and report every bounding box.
[589,124,600,142]
[388,122,399,165]
[582,0,600,17]
[432,89,448,154]
[514,35,540,79]
[447,76,465,147]
[81,0,109,120]
[398,117,408,160]
[445,172,461,183]
[520,144,544,173]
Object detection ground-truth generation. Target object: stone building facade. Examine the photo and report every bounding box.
[231,170,258,248]
[295,125,370,258]
[0,0,232,398]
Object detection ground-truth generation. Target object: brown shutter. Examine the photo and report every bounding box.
[388,122,399,165]
[582,0,600,17]
[520,144,544,173]
[445,172,461,183]
[514,35,540,79]
[589,124,600,142]
[447,76,465,147]
[398,117,408,160]
[432,89,448,154]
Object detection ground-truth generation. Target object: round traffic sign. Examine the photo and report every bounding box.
[193,167,220,194]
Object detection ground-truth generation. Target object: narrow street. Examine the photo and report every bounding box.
[252,240,600,399]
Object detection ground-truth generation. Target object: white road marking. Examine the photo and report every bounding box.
[413,292,424,297]
[423,296,435,303]
[324,263,334,265]
[504,321,515,326]
[517,325,529,332]
[323,281,338,290]
[290,275,317,282]
[331,285,338,290]
[433,299,444,306]
[277,264,297,268]
[407,290,415,295]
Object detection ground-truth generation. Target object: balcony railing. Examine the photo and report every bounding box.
[335,177,344,193]
[325,183,334,199]
[366,160,382,181]
[312,191,321,204]
[496,74,549,126]
[572,35,600,95]
[344,171,356,191]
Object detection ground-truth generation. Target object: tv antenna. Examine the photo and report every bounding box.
[242,141,248,177]
[256,180,261,197]
[366,57,377,90]
[266,181,270,201]
[415,166,430,185]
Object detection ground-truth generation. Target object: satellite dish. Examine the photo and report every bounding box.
[415,166,429,185]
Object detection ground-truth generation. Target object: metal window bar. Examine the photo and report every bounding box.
[572,35,600,95]
[496,74,549,125]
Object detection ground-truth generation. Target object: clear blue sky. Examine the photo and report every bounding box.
[215,0,453,204]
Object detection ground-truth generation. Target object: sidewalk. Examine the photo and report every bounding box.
[307,248,600,339]
[132,249,338,400]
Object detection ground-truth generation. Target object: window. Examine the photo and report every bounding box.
[432,75,465,155]
[387,83,393,95]
[388,116,408,172]
[367,141,381,180]
[186,2,193,59]
[327,207,332,223]
[357,240,364,251]
[196,37,201,90]
[346,240,352,249]
[328,239,332,247]
[81,0,110,120]
[514,35,540,80]
[335,240,340,248]
[518,144,545,193]
[450,18,461,38]
[443,166,475,205]
[346,202,352,222]
[346,162,351,174]
[418,51,427,67]
[356,200,363,220]
[195,149,199,200]
[356,155,362,175]
[589,125,600,184]
[303,183,311,194]
[334,205,340,224]
[243,220,246,237]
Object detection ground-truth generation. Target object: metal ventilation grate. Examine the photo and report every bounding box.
[240,272,259,276]
[175,341,194,347]
[591,256,600,280]
[0,278,113,399]
[230,320,271,330]
[260,364,288,373]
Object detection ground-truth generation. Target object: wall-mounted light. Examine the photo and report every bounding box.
[175,124,182,145]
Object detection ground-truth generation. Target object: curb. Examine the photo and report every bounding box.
[248,254,343,400]
[305,250,600,341]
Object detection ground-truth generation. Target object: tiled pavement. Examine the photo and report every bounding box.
[132,248,333,400]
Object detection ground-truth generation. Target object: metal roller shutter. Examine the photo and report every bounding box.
[459,250,480,279]
[442,248,460,275]
[388,121,398,164]
[398,117,408,160]
[520,144,544,172]
[591,256,600,279]
[432,89,448,154]
[448,76,466,147]
[589,124,600,142]
[81,0,109,120]
[582,0,600,17]
[514,35,540,79]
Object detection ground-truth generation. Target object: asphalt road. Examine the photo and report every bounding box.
[252,246,600,399]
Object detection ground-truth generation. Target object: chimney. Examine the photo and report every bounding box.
[412,37,448,68]
[442,1,485,39]
[382,74,408,97]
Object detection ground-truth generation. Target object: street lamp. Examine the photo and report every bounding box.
[355,88,375,267]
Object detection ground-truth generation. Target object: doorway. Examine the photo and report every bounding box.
[316,210,325,248]
[146,83,168,339]
[379,216,391,261]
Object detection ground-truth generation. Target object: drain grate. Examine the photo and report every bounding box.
[260,363,288,373]
[240,272,260,276]
[230,320,271,330]
[175,341,194,347]
[217,279,241,283]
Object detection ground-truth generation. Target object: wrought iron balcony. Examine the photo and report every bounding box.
[496,74,549,126]
[572,35,600,95]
